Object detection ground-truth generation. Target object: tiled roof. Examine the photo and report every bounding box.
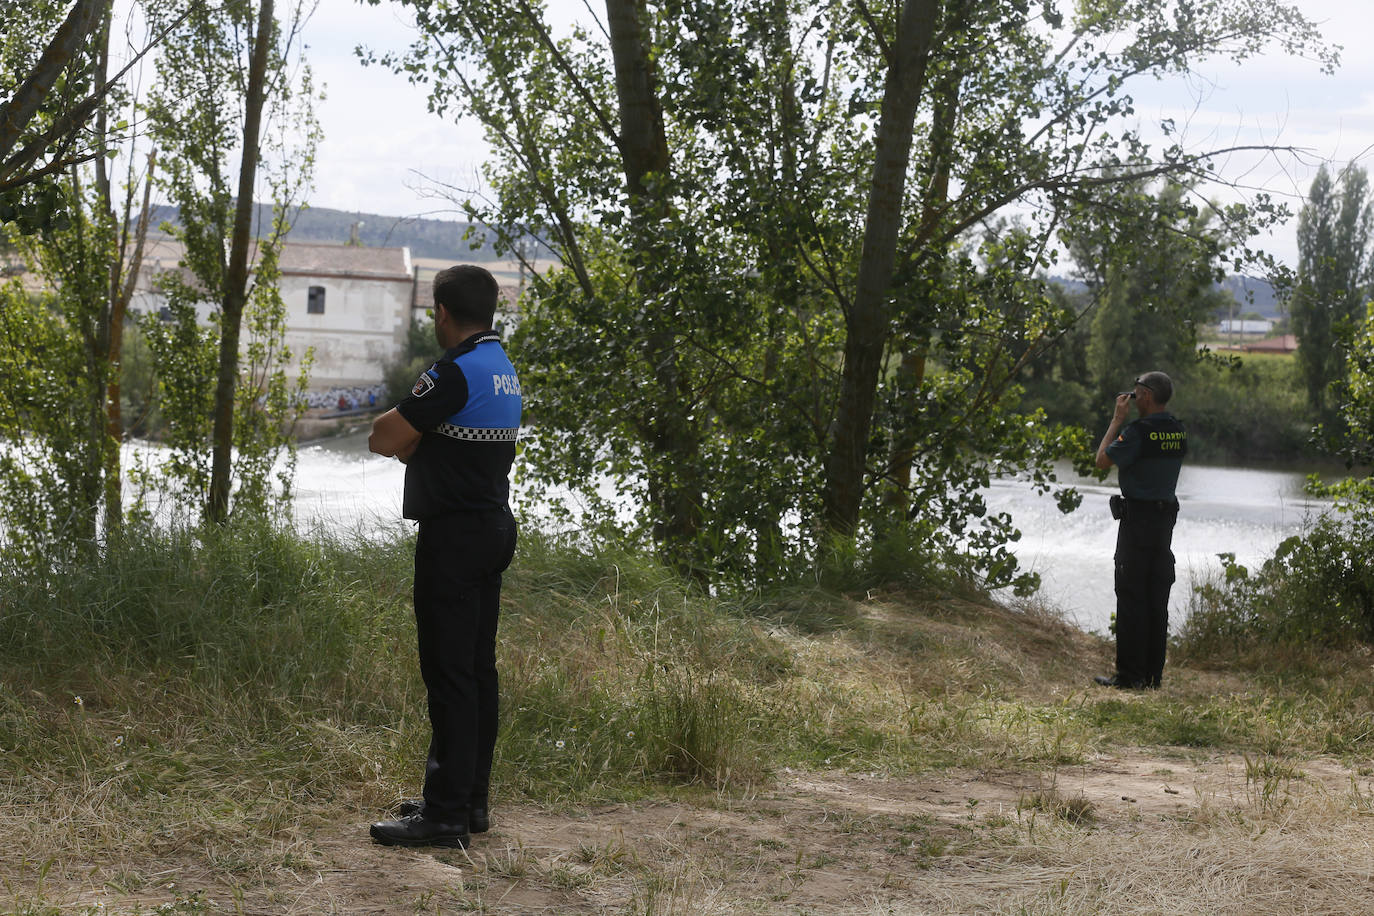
[278,241,411,279]
[135,235,412,287]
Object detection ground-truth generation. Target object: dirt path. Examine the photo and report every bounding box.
[51,750,1374,914]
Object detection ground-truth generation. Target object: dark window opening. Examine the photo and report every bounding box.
[307,285,326,314]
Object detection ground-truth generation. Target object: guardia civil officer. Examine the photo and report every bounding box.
[1092,371,1186,690]
[366,265,522,848]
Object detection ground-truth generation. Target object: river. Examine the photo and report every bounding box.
[981,461,1328,633]
[289,431,1327,634]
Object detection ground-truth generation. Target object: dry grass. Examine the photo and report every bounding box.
[7,534,1374,913]
[11,753,1374,914]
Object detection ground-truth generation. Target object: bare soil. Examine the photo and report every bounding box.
[45,749,1374,915]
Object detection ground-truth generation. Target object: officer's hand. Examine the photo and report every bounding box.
[1112,392,1133,423]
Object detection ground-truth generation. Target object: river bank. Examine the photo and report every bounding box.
[5,524,1373,914]
[289,431,1330,635]
[983,460,1329,633]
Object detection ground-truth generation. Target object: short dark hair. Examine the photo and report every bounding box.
[1136,370,1173,405]
[433,265,500,327]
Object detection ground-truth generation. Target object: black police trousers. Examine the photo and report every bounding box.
[413,506,517,822]
[1113,499,1178,688]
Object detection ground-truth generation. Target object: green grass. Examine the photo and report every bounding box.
[5,519,1374,910]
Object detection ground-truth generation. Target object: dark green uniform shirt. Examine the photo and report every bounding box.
[1106,412,1186,501]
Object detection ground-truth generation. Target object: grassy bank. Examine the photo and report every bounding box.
[4,523,1374,913]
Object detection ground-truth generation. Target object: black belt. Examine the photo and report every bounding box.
[1124,497,1178,511]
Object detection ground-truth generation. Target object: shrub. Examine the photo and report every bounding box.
[1183,354,1313,463]
[382,312,437,405]
[1179,508,1374,654]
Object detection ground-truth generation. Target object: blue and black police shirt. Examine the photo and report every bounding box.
[396,331,522,520]
[1105,412,1187,501]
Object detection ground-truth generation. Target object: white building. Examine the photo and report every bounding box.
[1216,318,1275,336]
[134,236,416,396]
[277,242,414,389]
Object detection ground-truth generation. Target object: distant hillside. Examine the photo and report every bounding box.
[1219,275,1282,317]
[149,203,512,261]
[1049,274,1283,319]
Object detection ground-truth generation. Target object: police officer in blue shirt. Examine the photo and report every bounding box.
[1093,371,1186,690]
[367,265,522,848]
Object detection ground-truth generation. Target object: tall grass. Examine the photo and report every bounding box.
[0,517,1103,837]
[1,518,416,715]
[11,519,1374,911]
[0,522,818,827]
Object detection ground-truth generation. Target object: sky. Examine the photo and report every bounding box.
[246,0,1374,268]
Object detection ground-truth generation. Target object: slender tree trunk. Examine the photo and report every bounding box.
[207,0,273,524]
[103,151,155,534]
[754,20,801,577]
[821,0,941,536]
[604,0,704,572]
[888,350,927,498]
[887,53,964,511]
[64,166,105,548]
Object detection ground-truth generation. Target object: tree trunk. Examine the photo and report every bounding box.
[207,0,273,524]
[886,52,964,512]
[821,0,942,535]
[604,0,704,571]
[104,152,155,535]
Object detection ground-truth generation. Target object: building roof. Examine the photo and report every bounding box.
[135,235,413,290]
[1242,334,1297,353]
[278,240,411,280]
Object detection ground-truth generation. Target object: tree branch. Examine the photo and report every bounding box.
[510,0,622,151]
[0,0,105,162]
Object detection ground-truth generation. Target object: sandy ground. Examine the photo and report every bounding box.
[40,750,1374,914]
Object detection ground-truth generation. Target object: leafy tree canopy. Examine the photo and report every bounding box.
[364,0,1330,588]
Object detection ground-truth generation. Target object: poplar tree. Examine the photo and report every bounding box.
[142,0,319,523]
[1291,165,1373,416]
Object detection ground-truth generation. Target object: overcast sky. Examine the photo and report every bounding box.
[297,0,1374,269]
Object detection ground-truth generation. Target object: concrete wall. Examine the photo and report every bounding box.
[279,273,411,389]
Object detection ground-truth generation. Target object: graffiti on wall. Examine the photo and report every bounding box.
[301,384,388,413]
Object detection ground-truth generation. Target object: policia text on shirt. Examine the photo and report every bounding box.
[1092,371,1187,691]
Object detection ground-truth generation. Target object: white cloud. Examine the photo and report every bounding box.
[300,0,1372,266]
[301,0,490,218]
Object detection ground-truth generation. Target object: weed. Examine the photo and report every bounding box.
[482,843,534,880]
[1020,782,1096,826]
[1243,753,1301,815]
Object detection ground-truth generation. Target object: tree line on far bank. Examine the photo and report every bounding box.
[1016,162,1374,469]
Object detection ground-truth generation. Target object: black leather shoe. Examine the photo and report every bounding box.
[394,798,490,833]
[1094,674,1150,690]
[394,797,423,817]
[369,814,469,848]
